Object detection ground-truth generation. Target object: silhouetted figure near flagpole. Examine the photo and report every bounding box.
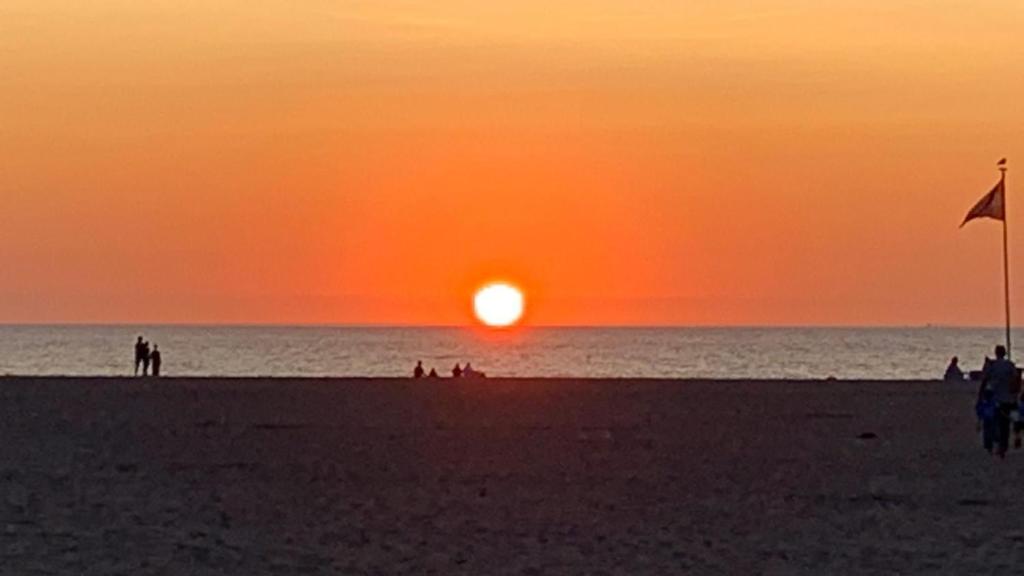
[979,345,1018,458]
[976,388,998,454]
[151,345,162,377]
[944,356,964,381]
[134,336,146,376]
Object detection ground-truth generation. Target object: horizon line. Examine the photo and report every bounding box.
[0,322,1020,330]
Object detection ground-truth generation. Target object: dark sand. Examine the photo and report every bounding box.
[1,377,1020,574]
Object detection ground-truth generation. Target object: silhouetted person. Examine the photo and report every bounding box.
[151,345,162,377]
[428,368,439,378]
[463,362,486,378]
[944,356,964,381]
[976,387,998,454]
[452,363,462,378]
[970,356,993,382]
[1015,393,1024,450]
[134,336,146,376]
[141,341,151,376]
[414,360,425,378]
[979,345,1018,458]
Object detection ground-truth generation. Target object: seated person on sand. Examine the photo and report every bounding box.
[944,356,964,381]
[414,360,425,379]
[462,362,486,378]
[428,367,439,378]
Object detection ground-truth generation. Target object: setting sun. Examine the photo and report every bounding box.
[473,283,525,327]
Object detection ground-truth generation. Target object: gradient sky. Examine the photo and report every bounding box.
[3,1,1023,325]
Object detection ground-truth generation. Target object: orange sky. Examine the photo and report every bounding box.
[2,1,1024,326]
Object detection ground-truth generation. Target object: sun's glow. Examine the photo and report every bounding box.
[473,283,525,327]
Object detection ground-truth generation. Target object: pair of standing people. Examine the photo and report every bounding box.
[134,336,162,376]
[977,344,1018,458]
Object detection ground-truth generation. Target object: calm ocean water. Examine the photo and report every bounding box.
[0,325,1018,379]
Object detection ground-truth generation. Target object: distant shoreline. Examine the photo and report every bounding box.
[0,375,948,384]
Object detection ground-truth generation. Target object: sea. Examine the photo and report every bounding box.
[0,325,1017,380]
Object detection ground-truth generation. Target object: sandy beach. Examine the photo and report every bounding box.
[2,377,1021,574]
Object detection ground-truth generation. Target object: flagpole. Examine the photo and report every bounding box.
[1001,162,1011,358]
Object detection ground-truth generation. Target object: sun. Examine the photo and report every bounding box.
[473,283,525,327]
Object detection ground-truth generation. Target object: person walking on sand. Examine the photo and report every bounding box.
[414,360,425,378]
[979,345,1018,458]
[134,336,146,376]
[151,345,162,377]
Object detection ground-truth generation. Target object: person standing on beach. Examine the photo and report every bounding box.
[151,345,162,377]
[414,361,425,378]
[452,363,462,378]
[1013,393,1024,450]
[976,388,998,454]
[134,336,146,376]
[979,345,1018,458]
[141,340,151,376]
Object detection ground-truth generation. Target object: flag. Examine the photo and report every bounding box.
[961,179,1005,227]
